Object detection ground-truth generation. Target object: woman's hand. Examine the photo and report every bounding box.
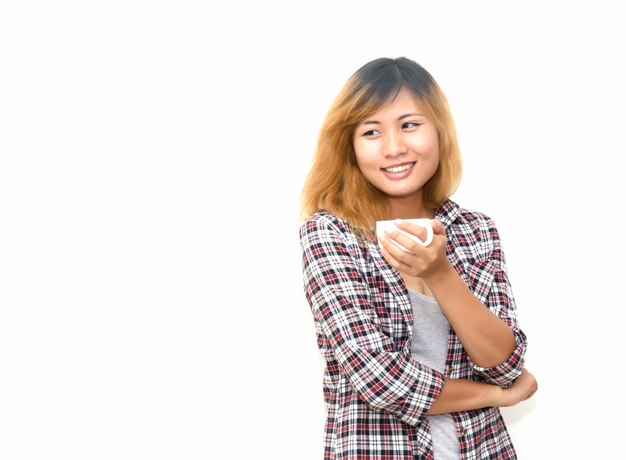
[379,219,451,280]
[496,369,538,407]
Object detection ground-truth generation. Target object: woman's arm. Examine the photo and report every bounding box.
[300,215,445,426]
[424,262,515,368]
[427,369,538,415]
[381,219,520,369]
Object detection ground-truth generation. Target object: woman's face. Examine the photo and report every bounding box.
[353,88,440,206]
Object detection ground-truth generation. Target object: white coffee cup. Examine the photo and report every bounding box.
[375,218,434,252]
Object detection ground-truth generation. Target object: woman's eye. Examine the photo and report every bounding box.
[403,122,421,129]
[363,129,379,137]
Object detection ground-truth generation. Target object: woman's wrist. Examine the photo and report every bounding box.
[487,384,504,408]
[422,260,456,290]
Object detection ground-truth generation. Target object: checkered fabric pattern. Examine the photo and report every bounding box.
[299,199,527,459]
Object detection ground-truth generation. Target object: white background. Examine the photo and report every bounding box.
[1,1,624,458]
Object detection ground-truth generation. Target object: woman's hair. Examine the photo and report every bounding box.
[300,56,462,237]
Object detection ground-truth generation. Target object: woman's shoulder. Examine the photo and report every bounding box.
[458,207,496,229]
[298,211,356,241]
[300,210,348,230]
[439,199,497,230]
[298,211,369,262]
[440,200,502,260]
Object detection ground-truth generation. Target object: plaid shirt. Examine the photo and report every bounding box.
[299,199,527,459]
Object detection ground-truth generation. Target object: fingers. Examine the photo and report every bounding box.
[378,234,421,276]
[394,218,445,236]
[379,229,427,260]
[518,369,538,401]
[377,219,447,278]
[393,219,434,244]
[430,219,445,235]
[524,384,537,400]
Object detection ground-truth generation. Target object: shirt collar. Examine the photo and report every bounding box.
[434,198,461,229]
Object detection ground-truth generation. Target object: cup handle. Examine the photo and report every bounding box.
[416,222,434,247]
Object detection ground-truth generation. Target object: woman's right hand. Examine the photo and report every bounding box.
[496,369,538,407]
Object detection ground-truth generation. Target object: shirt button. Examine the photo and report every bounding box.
[446,365,454,374]
[459,427,467,437]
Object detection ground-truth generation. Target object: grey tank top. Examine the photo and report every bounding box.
[408,288,460,460]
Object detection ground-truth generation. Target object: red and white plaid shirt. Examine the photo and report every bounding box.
[300,199,527,459]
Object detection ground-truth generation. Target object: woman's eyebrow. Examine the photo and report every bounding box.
[399,112,424,120]
[361,113,425,124]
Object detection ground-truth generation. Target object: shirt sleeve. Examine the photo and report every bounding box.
[464,218,527,387]
[300,215,445,426]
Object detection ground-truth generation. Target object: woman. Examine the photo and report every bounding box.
[299,57,537,459]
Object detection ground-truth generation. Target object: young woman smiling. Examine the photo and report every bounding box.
[299,57,537,459]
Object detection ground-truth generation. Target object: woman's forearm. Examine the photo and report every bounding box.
[427,378,501,415]
[425,264,516,368]
[428,370,537,415]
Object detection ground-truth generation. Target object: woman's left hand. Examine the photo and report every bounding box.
[378,219,451,280]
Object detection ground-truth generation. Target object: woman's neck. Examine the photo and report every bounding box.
[387,197,434,220]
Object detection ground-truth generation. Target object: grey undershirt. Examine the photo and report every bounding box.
[408,289,460,460]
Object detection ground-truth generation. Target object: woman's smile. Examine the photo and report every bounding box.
[381,161,416,176]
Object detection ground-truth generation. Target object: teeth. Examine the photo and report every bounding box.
[385,163,413,173]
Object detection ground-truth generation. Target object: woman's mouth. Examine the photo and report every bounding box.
[382,162,415,173]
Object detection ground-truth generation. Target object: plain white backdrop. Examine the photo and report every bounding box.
[1,1,624,458]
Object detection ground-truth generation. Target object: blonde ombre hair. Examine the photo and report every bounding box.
[300,57,462,238]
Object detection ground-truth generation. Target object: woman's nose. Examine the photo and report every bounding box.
[383,130,407,157]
